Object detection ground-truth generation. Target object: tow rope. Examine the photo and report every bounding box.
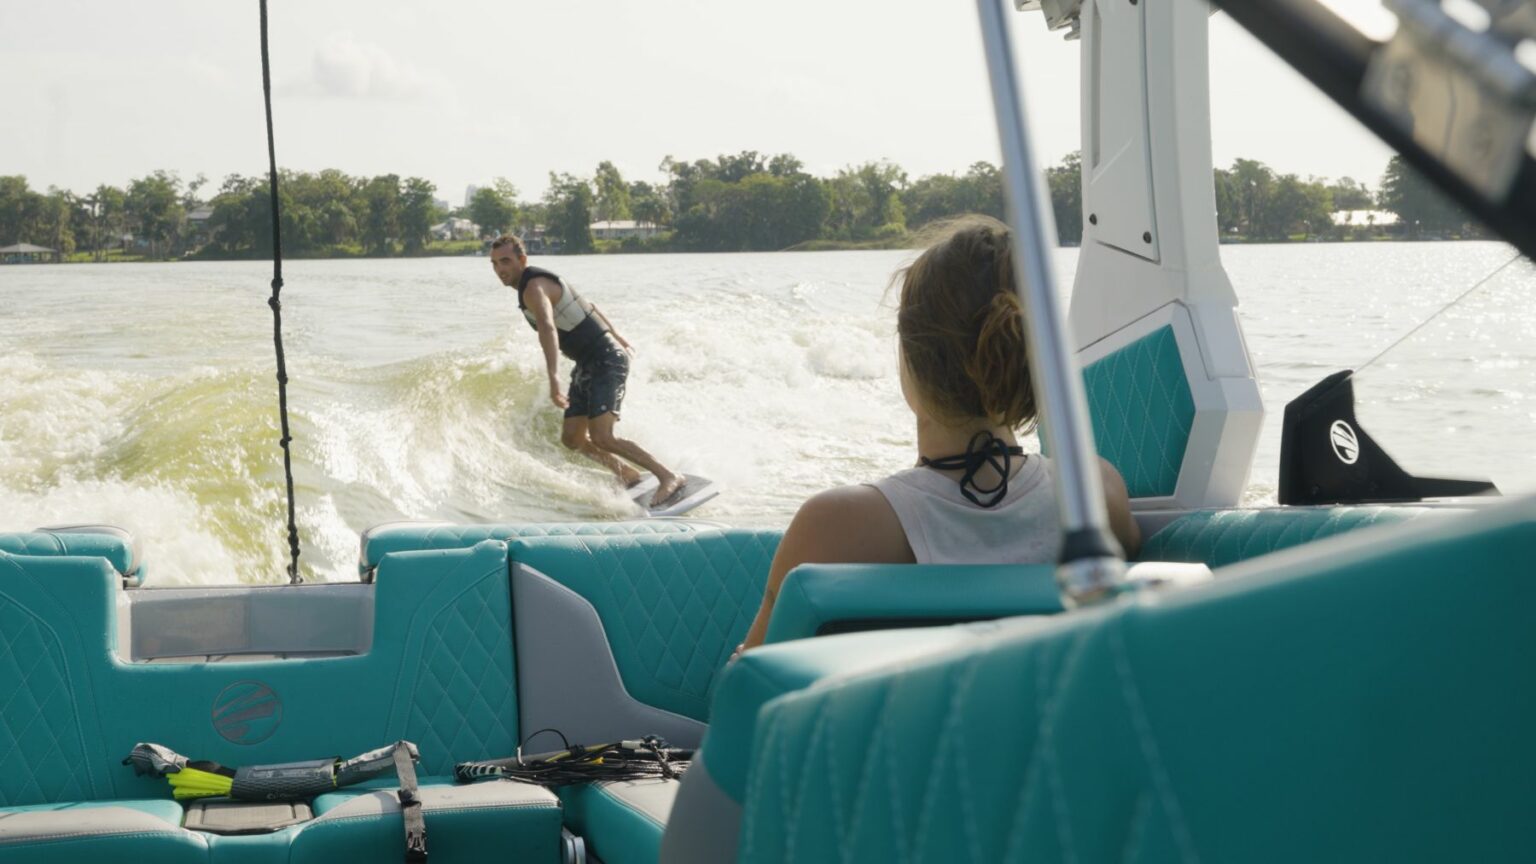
[258,0,303,584]
[125,740,425,861]
[454,730,689,787]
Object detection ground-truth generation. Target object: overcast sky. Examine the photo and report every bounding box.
[1,0,1395,205]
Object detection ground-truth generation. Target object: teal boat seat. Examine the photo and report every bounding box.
[507,529,779,744]
[359,519,703,578]
[0,527,140,583]
[659,626,996,864]
[1139,504,1469,567]
[291,782,563,864]
[764,563,1062,643]
[0,537,560,862]
[560,779,677,864]
[0,783,564,864]
[735,497,1536,863]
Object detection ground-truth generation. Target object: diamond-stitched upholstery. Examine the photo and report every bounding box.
[0,587,93,807]
[1139,506,1467,568]
[1082,325,1194,499]
[0,533,133,578]
[739,501,1536,863]
[511,530,780,721]
[396,558,519,776]
[360,520,699,574]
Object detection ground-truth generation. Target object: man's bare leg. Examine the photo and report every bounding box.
[588,413,682,506]
[561,416,642,486]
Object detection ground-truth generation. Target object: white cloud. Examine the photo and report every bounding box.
[286,32,427,101]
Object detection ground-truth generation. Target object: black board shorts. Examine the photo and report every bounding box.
[565,340,629,419]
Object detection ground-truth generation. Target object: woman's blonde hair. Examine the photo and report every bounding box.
[897,217,1036,430]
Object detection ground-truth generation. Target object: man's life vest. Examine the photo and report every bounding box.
[516,265,614,362]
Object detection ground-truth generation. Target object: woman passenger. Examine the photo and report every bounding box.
[738,218,1140,651]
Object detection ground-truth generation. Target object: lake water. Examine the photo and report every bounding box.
[2,243,1532,584]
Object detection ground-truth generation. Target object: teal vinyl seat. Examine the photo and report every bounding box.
[0,526,141,584]
[559,779,678,864]
[0,539,566,863]
[506,529,781,742]
[658,627,998,864]
[493,529,779,864]
[294,783,562,864]
[733,497,1536,863]
[1138,504,1469,568]
[764,563,1063,643]
[359,519,704,579]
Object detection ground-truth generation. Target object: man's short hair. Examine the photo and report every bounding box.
[491,234,525,255]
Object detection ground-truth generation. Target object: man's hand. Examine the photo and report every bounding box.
[549,378,569,409]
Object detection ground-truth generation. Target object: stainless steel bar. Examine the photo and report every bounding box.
[975,0,1124,605]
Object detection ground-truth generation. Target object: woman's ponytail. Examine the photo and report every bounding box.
[897,216,1038,431]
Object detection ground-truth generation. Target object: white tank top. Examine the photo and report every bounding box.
[868,455,1059,565]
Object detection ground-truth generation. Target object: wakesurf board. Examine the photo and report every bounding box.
[628,474,720,518]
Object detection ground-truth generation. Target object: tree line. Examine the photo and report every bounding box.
[0,152,1475,261]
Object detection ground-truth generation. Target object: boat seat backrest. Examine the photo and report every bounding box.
[507,529,779,743]
[0,529,138,581]
[358,518,701,577]
[735,500,1536,863]
[0,539,521,809]
[764,563,1063,643]
[661,627,992,864]
[1139,505,1471,568]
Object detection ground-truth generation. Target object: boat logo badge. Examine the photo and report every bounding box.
[212,680,283,745]
[1329,420,1360,465]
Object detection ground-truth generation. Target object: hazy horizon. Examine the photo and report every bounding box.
[3,0,1397,202]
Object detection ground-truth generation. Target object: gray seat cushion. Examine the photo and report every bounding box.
[0,799,208,862]
[296,781,563,864]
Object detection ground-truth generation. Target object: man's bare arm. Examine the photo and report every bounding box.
[591,304,630,350]
[525,279,568,408]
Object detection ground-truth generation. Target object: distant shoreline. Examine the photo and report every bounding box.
[2,234,1493,266]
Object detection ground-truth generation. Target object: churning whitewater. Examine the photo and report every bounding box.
[2,244,1533,584]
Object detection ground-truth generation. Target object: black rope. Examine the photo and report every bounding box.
[259,0,302,584]
[919,430,1026,508]
[453,733,690,787]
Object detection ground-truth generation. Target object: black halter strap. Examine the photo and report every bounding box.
[918,431,1025,509]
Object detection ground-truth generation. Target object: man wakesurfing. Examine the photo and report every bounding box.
[489,234,684,507]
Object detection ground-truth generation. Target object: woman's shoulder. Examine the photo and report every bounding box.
[785,484,913,565]
[798,483,895,522]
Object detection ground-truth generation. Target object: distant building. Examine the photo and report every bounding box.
[464,185,482,209]
[523,225,561,254]
[186,204,216,248]
[433,198,453,214]
[1332,209,1399,227]
[589,220,664,241]
[0,242,60,264]
[431,217,480,241]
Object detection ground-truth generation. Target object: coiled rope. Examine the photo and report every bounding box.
[259,0,303,583]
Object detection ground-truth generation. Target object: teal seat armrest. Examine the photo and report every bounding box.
[359,519,702,577]
[702,627,985,804]
[0,530,138,582]
[764,563,1063,644]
